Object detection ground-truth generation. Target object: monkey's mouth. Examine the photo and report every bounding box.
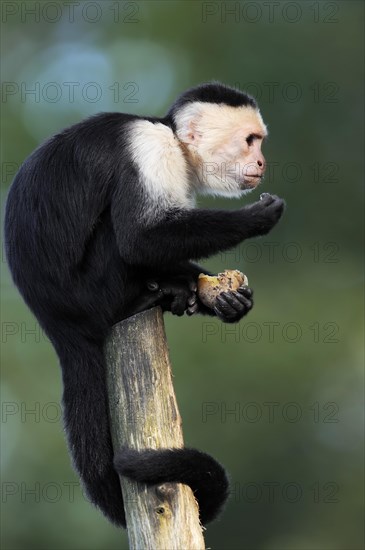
[241,175,263,189]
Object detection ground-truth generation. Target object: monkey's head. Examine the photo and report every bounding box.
[169,83,267,198]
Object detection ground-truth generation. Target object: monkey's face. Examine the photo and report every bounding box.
[176,103,267,198]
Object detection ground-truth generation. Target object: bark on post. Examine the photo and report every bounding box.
[104,306,205,549]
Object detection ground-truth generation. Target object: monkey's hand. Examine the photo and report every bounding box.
[187,285,254,323]
[242,193,285,237]
[213,286,254,323]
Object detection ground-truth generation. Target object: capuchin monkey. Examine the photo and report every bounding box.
[4,82,285,527]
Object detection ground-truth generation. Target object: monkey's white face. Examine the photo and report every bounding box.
[175,103,268,197]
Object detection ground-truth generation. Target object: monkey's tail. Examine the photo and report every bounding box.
[114,447,229,525]
[59,339,126,527]
[60,338,228,527]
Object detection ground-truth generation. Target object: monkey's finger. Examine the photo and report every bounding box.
[237,285,253,299]
[215,295,237,316]
[260,192,271,201]
[218,292,246,312]
[213,303,237,322]
[188,293,197,306]
[258,193,275,206]
[231,291,253,311]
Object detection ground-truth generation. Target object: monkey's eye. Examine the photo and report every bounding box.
[246,134,254,146]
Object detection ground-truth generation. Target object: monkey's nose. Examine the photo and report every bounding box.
[257,157,266,172]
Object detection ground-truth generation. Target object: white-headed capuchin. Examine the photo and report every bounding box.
[4,82,285,527]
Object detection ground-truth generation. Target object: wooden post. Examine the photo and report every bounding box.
[105,306,205,549]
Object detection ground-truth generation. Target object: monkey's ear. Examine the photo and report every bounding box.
[175,104,203,145]
[183,121,203,145]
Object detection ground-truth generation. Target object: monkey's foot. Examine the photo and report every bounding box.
[146,279,196,316]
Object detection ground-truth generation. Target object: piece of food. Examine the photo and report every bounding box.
[197,269,248,308]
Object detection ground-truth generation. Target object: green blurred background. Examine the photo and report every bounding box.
[1,1,364,549]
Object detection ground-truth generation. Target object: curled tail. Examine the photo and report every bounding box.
[114,447,229,525]
[60,339,228,527]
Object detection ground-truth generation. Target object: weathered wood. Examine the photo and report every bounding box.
[105,306,205,549]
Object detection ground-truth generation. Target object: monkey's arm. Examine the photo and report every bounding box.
[111,192,284,268]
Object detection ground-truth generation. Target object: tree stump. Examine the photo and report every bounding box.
[105,306,205,549]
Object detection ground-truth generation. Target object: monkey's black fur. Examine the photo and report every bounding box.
[167,81,257,130]
[4,82,284,527]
